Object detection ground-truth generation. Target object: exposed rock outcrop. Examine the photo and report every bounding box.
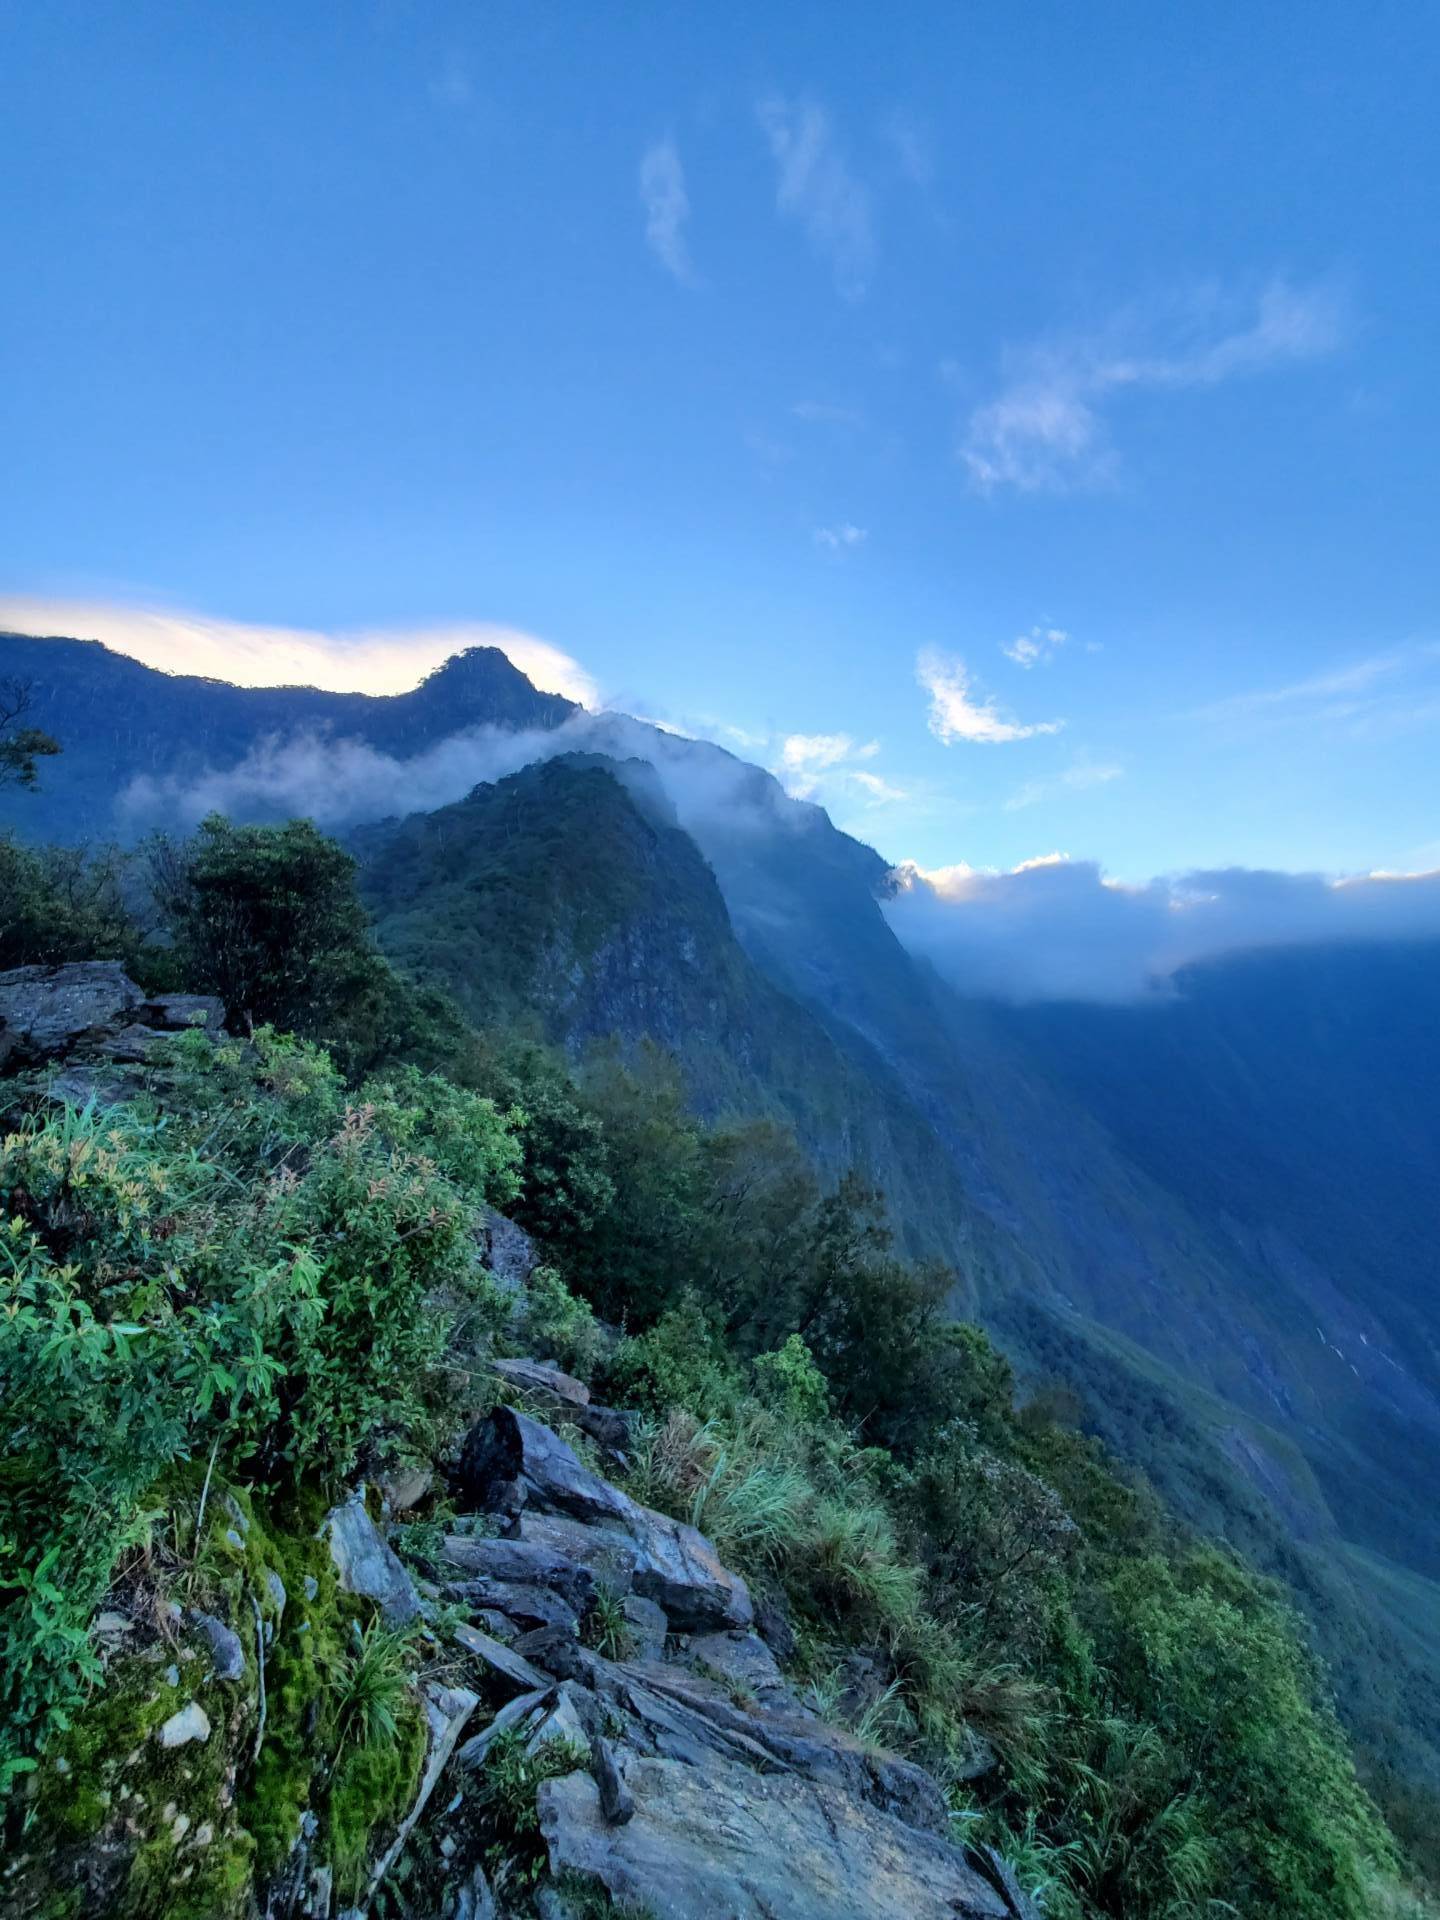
[0,961,224,1071]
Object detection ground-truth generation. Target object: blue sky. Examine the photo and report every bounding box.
[3,0,1438,881]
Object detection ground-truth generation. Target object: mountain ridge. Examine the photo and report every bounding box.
[4,629,1439,1808]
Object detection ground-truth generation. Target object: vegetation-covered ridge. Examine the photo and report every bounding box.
[0,813,1431,1917]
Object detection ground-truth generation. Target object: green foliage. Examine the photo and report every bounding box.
[581,1586,634,1662]
[753,1334,831,1426]
[472,1725,588,1890]
[155,815,425,1073]
[0,836,169,976]
[0,1034,520,1785]
[514,1263,602,1378]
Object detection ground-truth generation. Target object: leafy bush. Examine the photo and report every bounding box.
[0,1033,520,1786]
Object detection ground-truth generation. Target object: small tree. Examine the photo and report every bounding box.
[0,679,59,790]
[156,815,416,1071]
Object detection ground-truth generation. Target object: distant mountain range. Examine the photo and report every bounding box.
[5,626,1439,1794]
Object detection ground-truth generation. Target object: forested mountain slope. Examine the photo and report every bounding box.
[4,629,1439,1824]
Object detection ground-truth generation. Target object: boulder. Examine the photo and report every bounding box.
[621,1594,669,1661]
[377,1463,435,1515]
[538,1754,1009,1920]
[589,1733,634,1825]
[752,1596,795,1663]
[444,1578,581,1633]
[0,961,145,1063]
[463,1410,751,1632]
[512,1624,589,1684]
[321,1490,424,1627]
[571,1401,639,1455]
[621,1507,752,1634]
[606,1664,947,1834]
[459,1407,633,1527]
[517,1512,640,1597]
[142,992,225,1033]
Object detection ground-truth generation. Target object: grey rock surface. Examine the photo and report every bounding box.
[481,1209,539,1294]
[538,1756,1008,1920]
[492,1356,591,1407]
[452,1622,552,1700]
[321,1490,424,1626]
[0,961,145,1060]
[186,1607,247,1683]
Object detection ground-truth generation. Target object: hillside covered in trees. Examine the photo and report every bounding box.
[0,807,1434,1918]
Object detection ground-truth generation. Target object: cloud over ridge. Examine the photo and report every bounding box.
[885,854,1440,1002]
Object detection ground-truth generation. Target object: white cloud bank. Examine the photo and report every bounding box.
[0,597,599,706]
[885,854,1440,1002]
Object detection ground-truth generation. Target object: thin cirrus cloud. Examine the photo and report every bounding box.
[756,95,875,301]
[0,595,601,706]
[1195,640,1440,740]
[917,648,1064,744]
[961,278,1346,494]
[1004,760,1124,812]
[639,137,697,286]
[813,523,867,552]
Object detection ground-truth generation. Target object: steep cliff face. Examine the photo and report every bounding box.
[355,755,1000,1290]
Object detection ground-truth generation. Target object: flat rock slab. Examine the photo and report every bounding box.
[443,1531,595,1612]
[539,1755,1008,1920]
[453,1622,552,1699]
[681,1630,787,1700]
[493,1356,591,1407]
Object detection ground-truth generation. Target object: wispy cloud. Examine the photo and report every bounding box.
[918,648,1064,745]
[0,596,600,706]
[428,57,474,108]
[756,95,875,300]
[813,522,868,552]
[771,731,910,808]
[961,278,1346,493]
[791,400,865,428]
[1002,624,1069,669]
[1196,641,1440,740]
[849,768,910,804]
[1004,760,1124,811]
[639,138,697,286]
[882,110,934,188]
[778,731,876,788]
